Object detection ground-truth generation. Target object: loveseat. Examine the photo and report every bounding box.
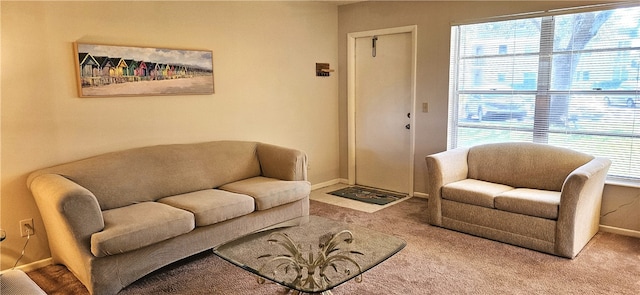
[425,142,610,258]
[27,140,311,295]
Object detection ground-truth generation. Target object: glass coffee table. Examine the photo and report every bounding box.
[213,215,406,294]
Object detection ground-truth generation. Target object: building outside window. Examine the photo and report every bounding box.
[449,4,640,181]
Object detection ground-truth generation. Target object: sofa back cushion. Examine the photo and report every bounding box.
[467,142,594,191]
[29,141,262,210]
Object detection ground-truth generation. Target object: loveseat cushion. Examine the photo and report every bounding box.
[220,176,311,211]
[495,188,561,220]
[442,179,513,208]
[158,189,255,227]
[467,142,594,191]
[91,202,194,257]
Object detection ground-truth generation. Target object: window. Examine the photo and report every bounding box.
[449,5,640,181]
[498,44,508,54]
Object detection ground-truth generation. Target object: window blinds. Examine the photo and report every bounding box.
[448,5,640,181]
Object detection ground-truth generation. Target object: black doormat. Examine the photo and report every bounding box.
[328,186,407,205]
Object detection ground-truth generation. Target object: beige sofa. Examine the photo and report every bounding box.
[426,142,610,258]
[27,141,311,295]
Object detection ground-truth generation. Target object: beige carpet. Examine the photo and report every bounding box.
[28,197,640,294]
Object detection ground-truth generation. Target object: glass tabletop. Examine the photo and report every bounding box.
[213,215,406,294]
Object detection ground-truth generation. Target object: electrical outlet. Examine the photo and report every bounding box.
[20,218,34,237]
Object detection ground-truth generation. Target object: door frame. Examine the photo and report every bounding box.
[347,25,418,196]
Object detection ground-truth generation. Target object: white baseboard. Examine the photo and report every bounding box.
[599,225,640,238]
[1,258,53,274]
[310,178,348,190]
[413,192,428,199]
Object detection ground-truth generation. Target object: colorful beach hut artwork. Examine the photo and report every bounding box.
[74,42,214,97]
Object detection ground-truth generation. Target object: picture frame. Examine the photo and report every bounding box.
[74,42,214,97]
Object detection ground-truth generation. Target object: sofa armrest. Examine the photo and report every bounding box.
[256,143,308,181]
[425,147,470,226]
[556,157,611,258]
[28,174,104,257]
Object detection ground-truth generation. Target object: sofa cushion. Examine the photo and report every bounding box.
[467,142,594,191]
[27,141,262,210]
[91,202,194,257]
[158,189,255,227]
[220,176,311,210]
[442,179,513,208]
[495,188,561,220]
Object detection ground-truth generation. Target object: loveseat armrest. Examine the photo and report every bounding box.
[256,143,308,181]
[556,157,611,258]
[425,147,470,226]
[28,174,104,257]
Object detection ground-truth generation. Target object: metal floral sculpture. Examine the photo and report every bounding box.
[257,229,364,293]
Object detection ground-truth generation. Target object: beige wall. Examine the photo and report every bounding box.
[0,1,339,270]
[337,1,639,232]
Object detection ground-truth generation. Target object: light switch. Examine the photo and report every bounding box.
[422,102,429,113]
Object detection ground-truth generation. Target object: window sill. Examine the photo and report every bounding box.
[605,178,640,189]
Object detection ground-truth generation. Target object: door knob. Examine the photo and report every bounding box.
[405,124,410,129]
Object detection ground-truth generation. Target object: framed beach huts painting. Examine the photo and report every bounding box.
[74,42,214,97]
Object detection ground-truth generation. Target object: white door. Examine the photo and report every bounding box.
[354,32,413,194]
